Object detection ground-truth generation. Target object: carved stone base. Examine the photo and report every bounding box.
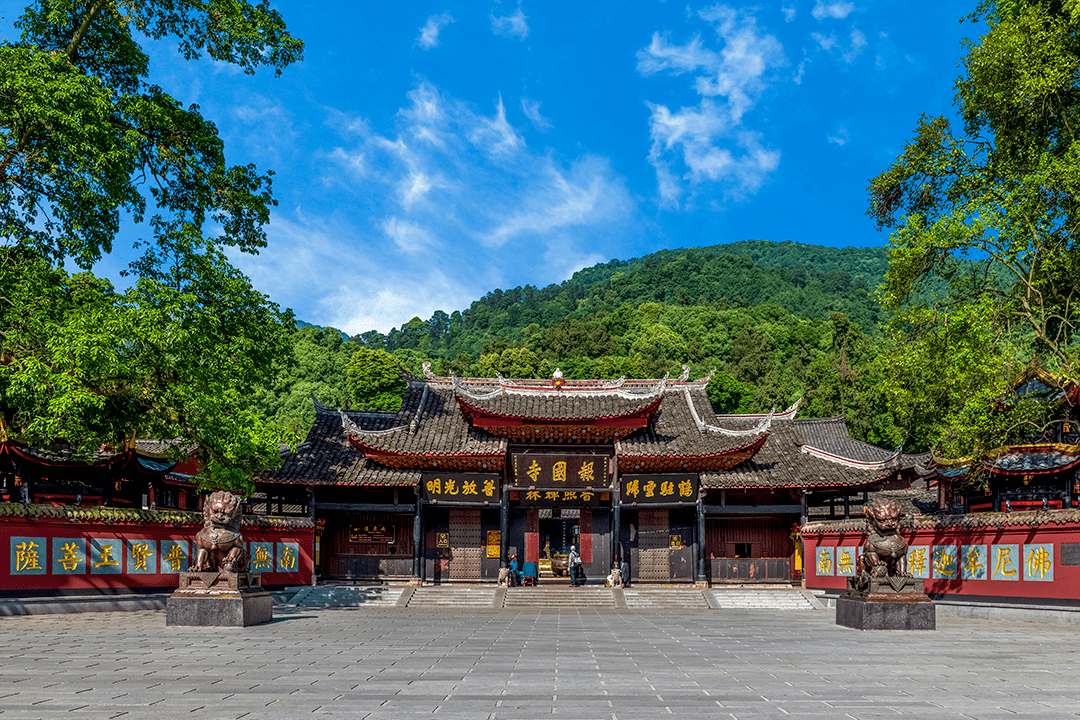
[836,592,935,631]
[166,572,272,627]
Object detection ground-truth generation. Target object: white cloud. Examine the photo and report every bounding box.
[521,98,552,131]
[782,5,797,22]
[827,128,850,145]
[295,81,638,332]
[637,6,784,206]
[382,216,438,253]
[843,29,867,63]
[417,13,454,49]
[813,28,866,62]
[229,94,296,164]
[492,6,529,39]
[811,0,854,20]
[793,57,807,84]
[468,96,524,157]
[812,32,837,51]
[481,156,631,248]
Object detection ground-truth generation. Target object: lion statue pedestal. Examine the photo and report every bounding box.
[166,491,272,627]
[835,497,935,631]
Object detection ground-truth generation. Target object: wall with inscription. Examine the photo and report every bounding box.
[803,523,1080,600]
[3,515,313,591]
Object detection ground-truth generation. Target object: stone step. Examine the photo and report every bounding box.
[706,589,815,609]
[293,586,403,608]
[503,587,614,608]
[407,587,496,608]
[623,589,709,609]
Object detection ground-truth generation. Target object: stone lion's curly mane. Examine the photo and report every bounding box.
[203,490,242,531]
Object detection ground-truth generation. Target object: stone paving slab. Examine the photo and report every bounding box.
[3,607,1080,719]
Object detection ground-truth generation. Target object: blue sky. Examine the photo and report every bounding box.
[18,1,980,335]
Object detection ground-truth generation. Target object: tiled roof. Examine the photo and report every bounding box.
[257,401,420,486]
[616,386,769,459]
[341,384,507,458]
[701,416,900,489]
[450,375,666,422]
[803,507,1080,533]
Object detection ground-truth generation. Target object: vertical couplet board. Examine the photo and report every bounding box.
[448,508,482,579]
[637,509,670,581]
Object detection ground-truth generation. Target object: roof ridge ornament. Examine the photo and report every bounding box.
[452,374,504,401]
[677,365,690,383]
[682,387,771,436]
[800,442,903,470]
[422,361,442,381]
[777,398,801,419]
[339,409,408,438]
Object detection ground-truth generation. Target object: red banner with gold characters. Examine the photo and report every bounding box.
[619,474,698,504]
[421,473,501,503]
[511,454,609,489]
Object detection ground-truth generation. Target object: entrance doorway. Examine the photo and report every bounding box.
[538,508,579,577]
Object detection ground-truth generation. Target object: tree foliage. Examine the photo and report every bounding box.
[0,247,294,493]
[346,348,407,412]
[0,0,302,492]
[868,0,1080,456]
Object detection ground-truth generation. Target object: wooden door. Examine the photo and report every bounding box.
[637,509,670,581]
[448,508,481,579]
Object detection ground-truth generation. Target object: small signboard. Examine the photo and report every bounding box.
[436,533,449,548]
[620,475,698,504]
[422,473,501,503]
[518,488,601,506]
[350,525,396,543]
[486,530,501,559]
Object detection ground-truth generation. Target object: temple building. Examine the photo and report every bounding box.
[263,366,924,585]
[921,364,1080,514]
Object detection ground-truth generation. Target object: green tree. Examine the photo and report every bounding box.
[869,0,1080,369]
[0,248,294,493]
[346,348,407,411]
[474,347,540,378]
[1,0,303,271]
[247,324,355,437]
[868,0,1080,454]
[0,1,302,492]
[706,370,756,414]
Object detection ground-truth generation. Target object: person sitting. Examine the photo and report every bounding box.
[509,554,523,586]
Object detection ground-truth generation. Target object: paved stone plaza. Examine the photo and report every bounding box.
[0,606,1077,720]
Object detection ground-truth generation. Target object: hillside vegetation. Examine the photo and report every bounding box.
[255,241,911,449]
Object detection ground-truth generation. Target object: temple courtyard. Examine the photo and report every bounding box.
[0,600,1076,719]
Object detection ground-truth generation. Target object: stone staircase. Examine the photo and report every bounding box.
[623,588,709,609]
[706,588,816,610]
[291,585,404,608]
[407,585,496,609]
[504,586,614,609]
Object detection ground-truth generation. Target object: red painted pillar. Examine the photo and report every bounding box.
[525,508,539,563]
[579,508,592,563]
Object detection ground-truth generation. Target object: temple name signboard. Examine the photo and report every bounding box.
[422,473,501,504]
[620,474,698,504]
[511,454,608,489]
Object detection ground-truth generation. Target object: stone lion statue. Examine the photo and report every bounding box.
[193,491,247,573]
[854,497,909,585]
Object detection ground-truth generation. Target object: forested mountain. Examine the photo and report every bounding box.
[254,240,912,450]
[354,240,889,361]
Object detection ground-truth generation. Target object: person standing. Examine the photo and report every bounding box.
[568,545,580,587]
[620,556,630,588]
